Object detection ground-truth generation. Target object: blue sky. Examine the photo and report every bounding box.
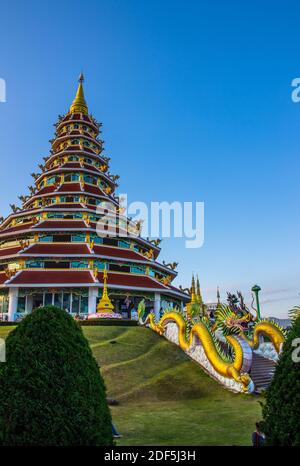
[0,0,299,317]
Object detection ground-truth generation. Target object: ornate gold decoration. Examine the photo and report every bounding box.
[160,275,172,286]
[143,249,154,260]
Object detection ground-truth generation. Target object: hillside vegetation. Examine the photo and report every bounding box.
[0,325,261,445]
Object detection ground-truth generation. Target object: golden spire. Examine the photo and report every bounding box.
[217,286,220,304]
[97,265,115,313]
[196,275,203,304]
[69,73,88,115]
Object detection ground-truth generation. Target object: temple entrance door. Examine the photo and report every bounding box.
[32,293,44,310]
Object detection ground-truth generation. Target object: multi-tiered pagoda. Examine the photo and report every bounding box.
[0,75,189,321]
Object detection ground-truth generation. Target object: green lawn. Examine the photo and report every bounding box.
[0,325,261,445]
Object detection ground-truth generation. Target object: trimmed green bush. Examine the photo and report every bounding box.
[261,316,300,446]
[0,306,113,446]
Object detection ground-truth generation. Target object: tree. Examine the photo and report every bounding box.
[261,316,300,446]
[0,306,113,446]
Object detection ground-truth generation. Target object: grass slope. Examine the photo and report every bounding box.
[0,325,261,445]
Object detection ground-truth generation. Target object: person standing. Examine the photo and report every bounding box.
[252,422,265,446]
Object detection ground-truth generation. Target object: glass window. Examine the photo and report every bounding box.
[47,176,57,185]
[0,295,8,314]
[44,293,53,306]
[26,260,44,268]
[83,174,94,184]
[94,261,106,270]
[72,294,80,314]
[109,263,130,273]
[70,261,88,269]
[39,235,53,242]
[80,297,88,314]
[63,293,71,312]
[54,293,63,309]
[71,234,85,242]
[64,173,80,182]
[119,240,130,249]
[17,297,26,313]
[131,266,145,274]
[93,236,103,244]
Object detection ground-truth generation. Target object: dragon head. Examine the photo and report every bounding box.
[215,306,254,336]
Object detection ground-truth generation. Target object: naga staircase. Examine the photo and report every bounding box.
[250,352,276,393]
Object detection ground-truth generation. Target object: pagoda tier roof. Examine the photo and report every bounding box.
[0,222,35,234]
[0,246,23,257]
[53,133,101,147]
[93,244,147,261]
[57,182,82,192]
[58,145,98,156]
[58,162,103,173]
[33,220,88,229]
[16,242,174,274]
[5,269,171,292]
[8,270,97,286]
[83,184,106,196]
[45,150,107,168]
[57,113,98,131]
[0,221,161,256]
[82,163,101,173]
[95,273,188,299]
[37,163,104,179]
[97,272,167,290]
[24,243,91,255]
[36,185,57,195]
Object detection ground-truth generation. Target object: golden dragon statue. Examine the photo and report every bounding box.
[138,299,285,393]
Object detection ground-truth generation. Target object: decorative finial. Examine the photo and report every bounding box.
[69,73,88,115]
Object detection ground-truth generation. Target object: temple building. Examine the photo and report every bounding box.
[0,75,189,321]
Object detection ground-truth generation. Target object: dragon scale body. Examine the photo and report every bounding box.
[139,308,285,393]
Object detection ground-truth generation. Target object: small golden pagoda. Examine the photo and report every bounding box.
[196,275,203,305]
[97,266,115,313]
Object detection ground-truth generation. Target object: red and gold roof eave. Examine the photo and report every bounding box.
[22,187,118,210]
[0,220,161,256]
[13,242,175,276]
[34,165,116,187]
[45,148,108,168]
[52,132,102,150]
[0,269,189,301]
[56,112,100,133]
